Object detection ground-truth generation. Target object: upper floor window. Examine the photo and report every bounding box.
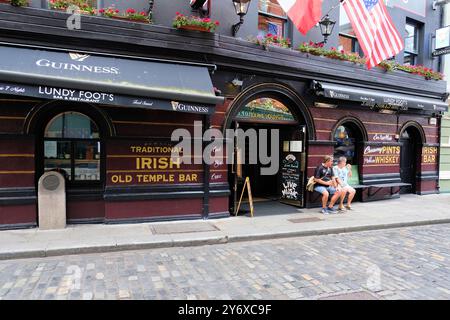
[404,21,420,66]
[338,6,363,56]
[258,0,287,38]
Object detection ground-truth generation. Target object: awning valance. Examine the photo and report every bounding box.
[313,81,448,113]
[0,44,224,114]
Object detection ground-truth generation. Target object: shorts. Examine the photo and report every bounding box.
[314,185,336,195]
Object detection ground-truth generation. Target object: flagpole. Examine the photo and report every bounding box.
[321,0,345,20]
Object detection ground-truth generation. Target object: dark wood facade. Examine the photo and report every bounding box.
[0,5,447,229]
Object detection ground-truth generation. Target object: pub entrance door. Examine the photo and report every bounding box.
[228,122,307,214]
[400,129,417,194]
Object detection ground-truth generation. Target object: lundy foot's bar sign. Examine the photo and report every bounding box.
[0,43,223,110]
[0,82,214,115]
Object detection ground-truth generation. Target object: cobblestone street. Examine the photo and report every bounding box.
[1,224,450,300]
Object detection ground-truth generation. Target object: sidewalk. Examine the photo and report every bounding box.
[1,194,450,260]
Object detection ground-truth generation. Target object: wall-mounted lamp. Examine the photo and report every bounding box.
[232,0,252,37]
[318,15,336,44]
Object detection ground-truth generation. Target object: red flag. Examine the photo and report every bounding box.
[278,0,323,35]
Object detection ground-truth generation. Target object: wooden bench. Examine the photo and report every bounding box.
[366,182,412,197]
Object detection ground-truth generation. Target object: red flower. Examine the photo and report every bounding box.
[99,8,105,13]
[115,9,119,13]
[140,11,146,16]
[126,8,136,14]
[267,33,273,37]
[176,12,180,15]
[215,21,220,26]
[203,18,211,23]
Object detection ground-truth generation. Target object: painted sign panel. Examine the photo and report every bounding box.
[107,141,202,185]
[422,146,438,163]
[385,0,426,17]
[236,98,296,122]
[363,145,400,165]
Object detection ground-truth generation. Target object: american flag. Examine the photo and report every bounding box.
[342,0,404,69]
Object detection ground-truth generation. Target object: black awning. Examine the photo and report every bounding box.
[313,81,448,113]
[0,44,223,113]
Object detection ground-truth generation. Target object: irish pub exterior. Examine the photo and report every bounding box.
[0,0,448,229]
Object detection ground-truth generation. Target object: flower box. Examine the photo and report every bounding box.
[1,0,28,5]
[172,12,219,33]
[111,15,150,23]
[177,25,211,32]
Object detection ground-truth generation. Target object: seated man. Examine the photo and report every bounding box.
[334,157,356,211]
[314,155,341,214]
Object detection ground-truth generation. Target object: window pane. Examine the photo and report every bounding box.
[334,125,356,165]
[44,141,72,180]
[258,15,284,37]
[74,141,100,181]
[45,112,99,139]
[404,23,418,53]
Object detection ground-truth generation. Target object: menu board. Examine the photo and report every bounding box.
[280,153,303,206]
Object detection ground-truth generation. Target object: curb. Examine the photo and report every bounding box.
[1,219,450,261]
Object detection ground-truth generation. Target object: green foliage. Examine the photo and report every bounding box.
[172,12,220,32]
[10,0,28,6]
[298,42,444,80]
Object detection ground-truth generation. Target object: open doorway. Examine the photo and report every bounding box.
[226,95,308,215]
[400,126,423,194]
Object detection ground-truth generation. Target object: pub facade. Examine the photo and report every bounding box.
[0,0,447,229]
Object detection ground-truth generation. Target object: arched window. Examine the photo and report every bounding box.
[44,112,101,183]
[334,124,356,165]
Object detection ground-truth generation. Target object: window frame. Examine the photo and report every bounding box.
[258,0,288,39]
[43,112,102,187]
[404,20,421,66]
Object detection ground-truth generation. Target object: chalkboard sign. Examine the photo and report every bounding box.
[280,153,303,206]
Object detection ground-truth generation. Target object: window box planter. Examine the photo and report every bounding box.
[111,15,150,23]
[1,0,28,6]
[176,25,212,32]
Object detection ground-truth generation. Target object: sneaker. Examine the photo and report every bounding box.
[321,208,329,215]
[327,207,338,214]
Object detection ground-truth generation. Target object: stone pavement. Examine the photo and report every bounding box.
[1,194,450,260]
[1,223,450,300]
